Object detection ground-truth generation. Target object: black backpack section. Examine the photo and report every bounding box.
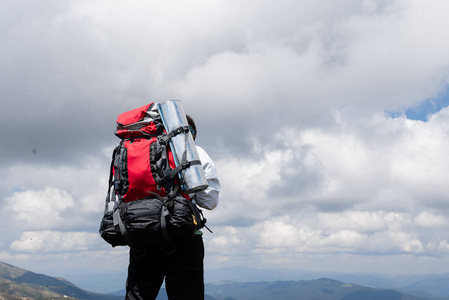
[99,103,209,248]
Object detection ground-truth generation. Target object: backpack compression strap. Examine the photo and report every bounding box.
[113,208,133,246]
[160,205,171,242]
[104,146,118,215]
[161,150,202,184]
[147,191,175,242]
[158,125,190,145]
[158,126,202,187]
[106,144,134,247]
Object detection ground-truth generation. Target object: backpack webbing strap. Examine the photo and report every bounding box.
[161,160,201,183]
[186,199,213,233]
[158,125,201,193]
[161,131,201,184]
[157,140,177,194]
[113,141,126,194]
[159,126,190,145]
[104,146,120,214]
[113,208,133,246]
[147,191,174,242]
[160,205,172,242]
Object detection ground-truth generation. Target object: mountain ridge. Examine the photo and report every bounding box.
[2,261,449,300]
[0,261,121,300]
[206,266,449,297]
[203,278,447,300]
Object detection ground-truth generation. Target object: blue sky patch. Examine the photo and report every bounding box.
[387,86,449,121]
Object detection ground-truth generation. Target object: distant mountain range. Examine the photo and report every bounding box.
[148,278,449,300]
[204,279,436,300]
[157,278,449,300]
[1,261,448,300]
[205,266,449,298]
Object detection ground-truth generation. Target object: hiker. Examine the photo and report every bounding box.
[125,114,220,300]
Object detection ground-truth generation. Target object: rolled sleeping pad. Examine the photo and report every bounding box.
[157,100,209,193]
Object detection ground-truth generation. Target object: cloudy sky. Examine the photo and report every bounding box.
[2,0,449,293]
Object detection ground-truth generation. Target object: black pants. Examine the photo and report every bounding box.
[126,234,205,300]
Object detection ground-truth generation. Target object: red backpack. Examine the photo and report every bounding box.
[99,102,207,248]
[113,102,178,202]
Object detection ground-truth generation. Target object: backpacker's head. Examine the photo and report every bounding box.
[186,115,197,140]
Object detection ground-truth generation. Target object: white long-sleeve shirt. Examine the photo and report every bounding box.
[193,146,220,210]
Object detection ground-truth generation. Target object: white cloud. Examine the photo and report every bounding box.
[204,105,449,272]
[10,231,103,253]
[209,227,244,253]
[415,212,448,228]
[5,188,74,229]
[438,241,449,252]
[212,107,449,221]
[317,211,389,233]
[206,211,428,262]
[2,157,109,227]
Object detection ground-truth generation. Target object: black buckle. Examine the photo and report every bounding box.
[158,126,190,145]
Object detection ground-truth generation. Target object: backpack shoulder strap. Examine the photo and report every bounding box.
[104,145,121,214]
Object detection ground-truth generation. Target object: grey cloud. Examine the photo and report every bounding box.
[267,144,326,198]
[3,0,449,280]
[0,0,411,168]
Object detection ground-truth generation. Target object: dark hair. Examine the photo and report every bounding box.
[186,115,197,140]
